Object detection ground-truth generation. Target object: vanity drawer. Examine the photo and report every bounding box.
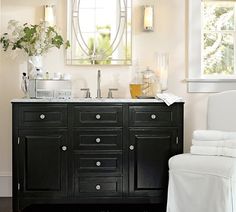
[74,153,122,176]
[76,177,122,197]
[73,129,122,150]
[19,104,67,128]
[129,105,178,127]
[72,106,122,127]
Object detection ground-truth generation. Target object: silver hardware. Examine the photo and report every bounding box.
[95,114,101,120]
[40,114,46,120]
[96,138,101,143]
[176,137,179,145]
[151,114,157,120]
[81,88,91,98]
[97,70,102,98]
[96,161,101,167]
[18,137,20,145]
[107,88,118,98]
[95,184,101,190]
[129,145,134,150]
[61,146,67,151]
[18,183,20,191]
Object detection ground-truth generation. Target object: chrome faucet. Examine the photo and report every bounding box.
[97,70,102,98]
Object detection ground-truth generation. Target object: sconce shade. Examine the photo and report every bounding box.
[44,5,55,26]
[144,6,154,31]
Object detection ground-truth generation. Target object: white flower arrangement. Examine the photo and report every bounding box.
[0,20,70,56]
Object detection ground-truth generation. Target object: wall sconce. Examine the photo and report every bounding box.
[144,5,154,32]
[44,5,55,26]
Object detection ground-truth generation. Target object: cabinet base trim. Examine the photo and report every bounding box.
[0,174,12,197]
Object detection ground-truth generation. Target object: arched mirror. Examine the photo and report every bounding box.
[66,0,132,65]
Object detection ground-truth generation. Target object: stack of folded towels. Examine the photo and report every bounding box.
[190,130,236,157]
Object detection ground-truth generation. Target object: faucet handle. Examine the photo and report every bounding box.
[108,88,118,98]
[81,88,91,98]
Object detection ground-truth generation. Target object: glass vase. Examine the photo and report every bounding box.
[155,53,169,92]
[27,55,43,79]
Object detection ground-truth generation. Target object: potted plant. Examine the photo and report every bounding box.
[0,20,70,79]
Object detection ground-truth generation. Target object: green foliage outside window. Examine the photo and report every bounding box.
[88,25,112,65]
[203,2,235,75]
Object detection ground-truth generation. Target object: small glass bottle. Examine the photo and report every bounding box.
[142,67,160,97]
[45,72,50,80]
[129,62,143,98]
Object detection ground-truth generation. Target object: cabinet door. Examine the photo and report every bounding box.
[129,128,178,198]
[18,130,68,198]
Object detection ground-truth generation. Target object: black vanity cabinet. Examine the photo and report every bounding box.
[12,101,183,211]
[13,104,68,211]
[71,105,123,198]
[128,129,178,198]
[18,130,68,197]
[128,105,181,200]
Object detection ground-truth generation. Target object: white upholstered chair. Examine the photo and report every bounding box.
[167,90,236,212]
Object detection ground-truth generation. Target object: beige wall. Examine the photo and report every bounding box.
[0,0,210,196]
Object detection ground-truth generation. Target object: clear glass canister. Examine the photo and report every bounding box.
[142,67,160,97]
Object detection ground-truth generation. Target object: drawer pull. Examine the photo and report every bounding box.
[95,184,101,190]
[40,114,46,120]
[129,145,134,151]
[96,138,101,143]
[95,114,101,120]
[61,146,67,151]
[96,161,101,167]
[151,114,157,120]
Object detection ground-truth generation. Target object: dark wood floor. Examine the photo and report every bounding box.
[0,198,166,212]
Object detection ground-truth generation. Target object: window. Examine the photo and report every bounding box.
[188,0,236,92]
[202,1,235,78]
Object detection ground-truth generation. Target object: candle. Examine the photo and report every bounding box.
[160,67,168,91]
[155,53,169,91]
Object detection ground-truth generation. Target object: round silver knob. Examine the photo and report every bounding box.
[61,146,67,151]
[95,114,101,120]
[129,145,134,151]
[95,184,101,190]
[40,114,46,120]
[96,161,101,167]
[96,138,101,143]
[151,114,157,120]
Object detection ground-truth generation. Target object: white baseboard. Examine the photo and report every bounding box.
[0,172,12,197]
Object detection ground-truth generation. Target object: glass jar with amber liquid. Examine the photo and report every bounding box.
[130,83,142,98]
[129,63,143,98]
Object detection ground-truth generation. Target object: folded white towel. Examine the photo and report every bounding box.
[156,93,182,106]
[192,139,224,147]
[224,140,236,149]
[190,146,236,158]
[192,139,236,149]
[190,146,223,156]
[224,148,236,157]
[193,130,236,141]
